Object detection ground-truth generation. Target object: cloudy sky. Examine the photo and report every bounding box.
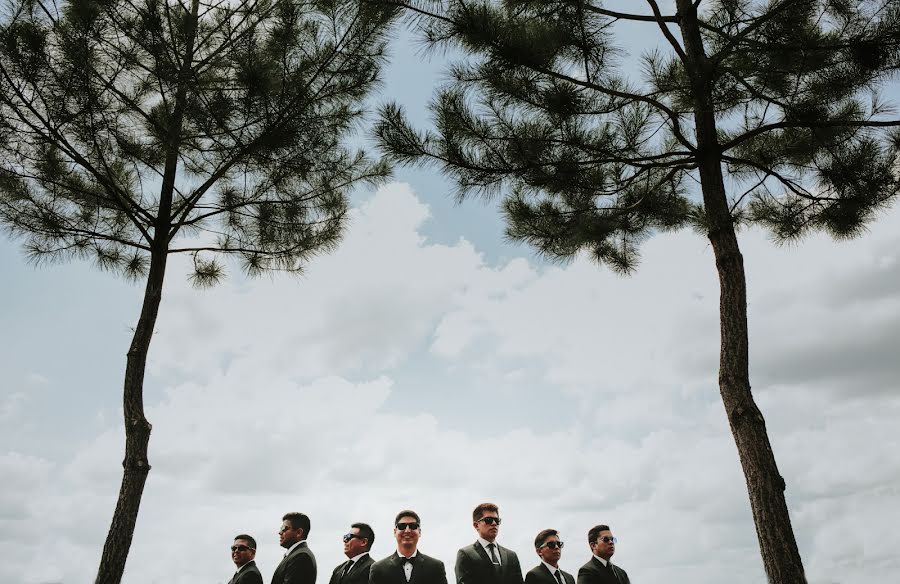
[2,3,900,584]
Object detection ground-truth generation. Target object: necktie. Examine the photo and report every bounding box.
[342,560,355,578]
[487,543,500,565]
[554,570,564,584]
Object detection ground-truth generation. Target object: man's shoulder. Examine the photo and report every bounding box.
[497,544,519,558]
[417,551,445,567]
[456,543,481,558]
[525,565,546,578]
[610,563,628,579]
[288,543,315,557]
[236,562,263,583]
[577,558,599,574]
[372,554,396,569]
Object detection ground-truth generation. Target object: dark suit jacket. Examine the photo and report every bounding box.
[231,561,264,584]
[455,541,523,584]
[576,558,629,584]
[272,542,317,584]
[329,553,375,584]
[524,564,574,584]
[369,552,448,584]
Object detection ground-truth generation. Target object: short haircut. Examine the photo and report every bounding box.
[587,525,611,544]
[472,503,499,522]
[234,534,257,549]
[283,512,311,536]
[351,522,375,550]
[394,509,420,526]
[534,529,559,548]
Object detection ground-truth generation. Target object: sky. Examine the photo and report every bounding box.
[2,3,900,584]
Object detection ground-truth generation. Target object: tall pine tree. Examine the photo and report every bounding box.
[375,2,900,582]
[0,0,396,581]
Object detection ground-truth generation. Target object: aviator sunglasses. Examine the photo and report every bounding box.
[230,545,254,552]
[478,517,502,526]
[343,533,367,543]
[396,521,420,531]
[540,540,564,550]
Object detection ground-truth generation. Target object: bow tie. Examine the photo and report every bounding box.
[401,556,414,565]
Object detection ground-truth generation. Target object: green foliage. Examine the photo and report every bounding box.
[377,0,900,271]
[0,0,397,283]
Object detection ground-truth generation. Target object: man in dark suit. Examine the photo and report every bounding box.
[455,502,523,584]
[524,530,574,584]
[369,509,448,584]
[329,523,376,584]
[576,525,630,584]
[272,512,317,584]
[229,534,264,584]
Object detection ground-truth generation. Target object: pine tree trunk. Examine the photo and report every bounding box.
[94,248,167,584]
[94,3,199,580]
[675,2,807,582]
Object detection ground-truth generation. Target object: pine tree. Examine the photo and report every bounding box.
[0,1,396,581]
[375,2,900,582]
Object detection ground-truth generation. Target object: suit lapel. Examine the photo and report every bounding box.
[496,546,507,578]
[541,564,556,584]
[391,554,406,583]
[408,554,423,584]
[475,542,491,563]
[477,542,503,582]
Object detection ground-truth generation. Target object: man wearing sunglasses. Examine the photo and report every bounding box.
[576,526,629,584]
[272,512,317,584]
[329,523,376,584]
[524,530,574,584]
[455,503,524,584]
[229,534,263,584]
[369,510,448,584]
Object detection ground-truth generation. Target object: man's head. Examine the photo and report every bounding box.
[393,510,421,553]
[231,534,257,568]
[472,503,501,543]
[587,525,616,561]
[343,522,375,558]
[534,529,563,568]
[279,512,311,549]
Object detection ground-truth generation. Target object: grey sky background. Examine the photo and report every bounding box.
[2,3,900,584]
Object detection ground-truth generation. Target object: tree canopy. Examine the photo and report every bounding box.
[1,0,397,581]
[376,1,900,583]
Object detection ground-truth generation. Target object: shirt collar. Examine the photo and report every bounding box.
[592,555,610,567]
[235,560,255,573]
[285,540,307,555]
[541,560,561,574]
[348,552,369,563]
[477,537,499,550]
[396,550,418,560]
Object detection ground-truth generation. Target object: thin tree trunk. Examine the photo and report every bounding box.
[675,2,807,582]
[94,249,167,584]
[95,2,200,581]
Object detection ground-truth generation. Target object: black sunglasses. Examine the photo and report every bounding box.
[343,533,367,543]
[396,521,420,531]
[231,545,254,552]
[540,541,564,550]
[594,536,617,545]
[479,517,501,526]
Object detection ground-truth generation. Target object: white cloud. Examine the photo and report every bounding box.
[2,184,899,584]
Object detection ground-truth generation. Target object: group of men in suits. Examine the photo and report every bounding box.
[227,504,630,584]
